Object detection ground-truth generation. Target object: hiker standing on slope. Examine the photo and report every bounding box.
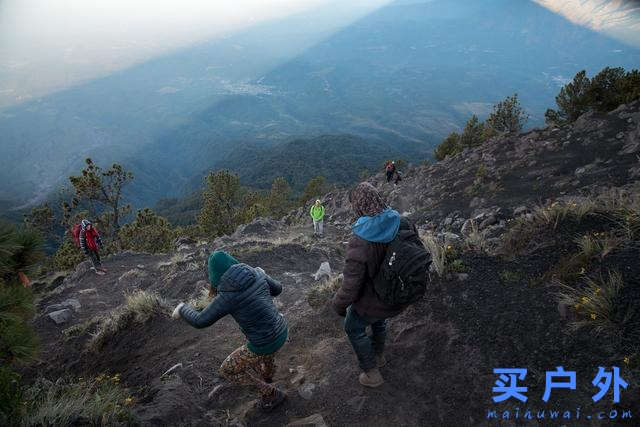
[310,199,325,237]
[385,161,396,183]
[76,219,106,275]
[332,182,430,387]
[172,251,288,412]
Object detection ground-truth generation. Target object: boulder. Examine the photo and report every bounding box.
[233,218,280,238]
[460,219,474,235]
[48,309,72,325]
[297,383,316,400]
[175,236,195,247]
[313,262,331,282]
[287,414,328,427]
[480,215,497,229]
[513,206,528,216]
[45,298,81,313]
[63,298,81,312]
[440,232,462,246]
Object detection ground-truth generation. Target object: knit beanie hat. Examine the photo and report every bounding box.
[349,182,387,217]
[208,251,239,288]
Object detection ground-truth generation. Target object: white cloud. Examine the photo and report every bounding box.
[532,0,640,47]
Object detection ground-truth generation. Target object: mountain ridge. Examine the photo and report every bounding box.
[22,99,640,425]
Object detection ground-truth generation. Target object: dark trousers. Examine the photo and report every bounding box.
[86,250,101,269]
[344,305,386,372]
[386,171,394,182]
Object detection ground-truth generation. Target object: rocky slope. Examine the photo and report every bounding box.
[24,101,640,426]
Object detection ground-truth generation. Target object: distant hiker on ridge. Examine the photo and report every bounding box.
[172,251,288,412]
[73,219,106,275]
[333,182,430,387]
[384,161,396,183]
[310,199,325,237]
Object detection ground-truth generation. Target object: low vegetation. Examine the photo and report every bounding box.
[420,233,467,277]
[187,286,213,310]
[0,222,43,425]
[21,375,133,426]
[545,67,640,125]
[88,290,168,352]
[306,275,343,309]
[557,270,626,335]
[435,93,528,160]
[118,208,175,253]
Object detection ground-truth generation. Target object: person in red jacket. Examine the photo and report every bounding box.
[79,219,106,275]
[384,161,396,183]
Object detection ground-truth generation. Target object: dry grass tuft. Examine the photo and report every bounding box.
[306,275,343,309]
[463,220,491,253]
[187,287,212,310]
[87,290,168,352]
[557,271,628,335]
[22,375,133,426]
[420,232,447,277]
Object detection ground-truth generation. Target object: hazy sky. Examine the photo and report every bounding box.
[0,0,639,108]
[0,0,390,106]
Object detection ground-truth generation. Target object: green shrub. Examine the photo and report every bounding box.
[546,67,640,125]
[459,115,485,148]
[484,93,528,136]
[557,271,626,335]
[0,222,42,425]
[0,366,22,426]
[299,176,328,206]
[118,208,175,253]
[51,237,85,271]
[22,376,133,426]
[434,132,462,161]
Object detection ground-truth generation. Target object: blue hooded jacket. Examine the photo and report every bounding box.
[352,208,401,243]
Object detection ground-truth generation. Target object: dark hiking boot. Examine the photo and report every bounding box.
[375,354,387,368]
[359,368,384,388]
[260,388,287,412]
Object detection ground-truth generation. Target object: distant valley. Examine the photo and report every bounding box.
[2,0,640,214]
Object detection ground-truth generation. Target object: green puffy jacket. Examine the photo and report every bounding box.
[310,204,325,221]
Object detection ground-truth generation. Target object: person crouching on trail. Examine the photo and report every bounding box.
[332,182,429,388]
[310,199,325,237]
[80,220,106,275]
[172,250,288,412]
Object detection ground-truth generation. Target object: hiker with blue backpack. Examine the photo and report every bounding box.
[333,182,430,387]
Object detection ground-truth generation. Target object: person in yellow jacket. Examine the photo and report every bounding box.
[310,199,325,237]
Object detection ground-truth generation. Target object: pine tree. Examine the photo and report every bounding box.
[198,170,244,237]
[268,177,293,218]
[299,176,328,205]
[118,208,174,253]
[68,158,133,240]
[484,93,528,136]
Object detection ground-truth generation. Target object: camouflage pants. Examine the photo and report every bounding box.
[219,344,277,398]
